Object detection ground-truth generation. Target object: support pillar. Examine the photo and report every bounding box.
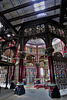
[36,45,40,78]
[35,45,40,84]
[14,37,25,95]
[22,65,26,85]
[22,45,26,85]
[10,65,15,89]
[46,47,60,98]
[4,66,9,89]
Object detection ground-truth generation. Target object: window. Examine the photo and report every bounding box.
[43,48,45,53]
[55,44,57,50]
[30,48,32,52]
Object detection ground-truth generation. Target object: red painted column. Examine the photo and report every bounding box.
[36,45,40,78]
[22,65,25,80]
[48,56,55,83]
[46,47,60,98]
[22,45,26,80]
[37,66,40,78]
[18,38,25,83]
[19,59,23,82]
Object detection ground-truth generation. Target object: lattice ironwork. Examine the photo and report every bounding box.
[24,24,46,36]
[48,23,65,37]
[53,56,67,90]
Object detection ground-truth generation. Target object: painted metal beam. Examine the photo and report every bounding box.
[60,0,67,26]
[8,5,60,22]
[0,14,18,35]
[0,0,46,14]
[14,14,59,28]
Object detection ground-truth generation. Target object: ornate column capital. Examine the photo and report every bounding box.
[45,47,54,56]
[35,63,40,67]
[18,51,26,59]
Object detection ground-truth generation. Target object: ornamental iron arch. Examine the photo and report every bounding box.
[19,18,66,48]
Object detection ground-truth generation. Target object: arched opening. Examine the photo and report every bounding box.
[39,55,50,83]
[52,38,65,57]
[52,38,67,90]
[25,38,47,84]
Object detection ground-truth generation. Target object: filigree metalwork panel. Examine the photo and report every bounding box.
[24,24,46,36]
[48,23,65,37]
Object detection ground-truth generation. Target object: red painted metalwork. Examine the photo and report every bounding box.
[19,59,23,82]
[36,45,40,78]
[48,56,55,83]
[22,66,25,80]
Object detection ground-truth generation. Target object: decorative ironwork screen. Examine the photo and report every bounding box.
[53,56,67,90]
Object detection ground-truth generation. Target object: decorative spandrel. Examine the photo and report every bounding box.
[24,24,45,36]
[48,23,65,37]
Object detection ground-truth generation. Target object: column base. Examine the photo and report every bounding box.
[10,81,15,89]
[49,84,61,98]
[36,78,41,84]
[14,82,25,95]
[23,79,26,85]
[4,87,8,89]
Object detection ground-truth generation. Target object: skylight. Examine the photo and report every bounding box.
[37,13,46,18]
[33,1,45,11]
[32,0,36,1]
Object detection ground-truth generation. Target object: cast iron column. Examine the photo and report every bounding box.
[36,45,40,78]
[46,47,60,98]
[18,37,24,82]
[14,37,25,95]
[4,66,9,89]
[46,47,55,83]
[22,45,26,80]
[45,33,60,98]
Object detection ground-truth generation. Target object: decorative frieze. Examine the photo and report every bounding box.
[24,24,45,36]
[48,23,65,37]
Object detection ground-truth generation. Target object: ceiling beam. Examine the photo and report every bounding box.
[60,0,67,26]
[0,14,18,35]
[8,5,60,22]
[0,0,46,15]
[14,14,59,28]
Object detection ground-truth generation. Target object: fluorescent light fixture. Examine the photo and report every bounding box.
[0,22,3,28]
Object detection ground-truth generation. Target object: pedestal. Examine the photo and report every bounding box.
[36,78,40,84]
[49,84,60,98]
[10,80,15,89]
[46,47,61,98]
[14,82,25,95]
[23,79,26,85]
